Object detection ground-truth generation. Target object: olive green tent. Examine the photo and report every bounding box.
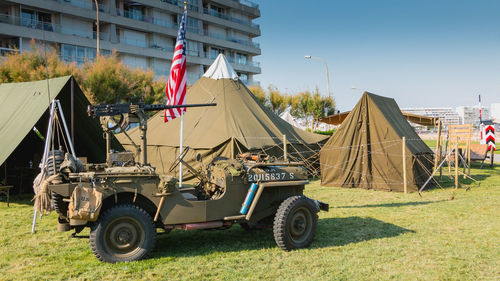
[117,54,328,181]
[320,92,433,192]
[0,76,120,192]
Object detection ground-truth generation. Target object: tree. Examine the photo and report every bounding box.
[0,45,167,105]
[248,85,267,106]
[0,43,81,84]
[81,53,166,104]
[310,87,336,130]
[268,85,287,115]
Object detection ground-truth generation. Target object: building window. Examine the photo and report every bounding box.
[210,47,223,59]
[124,3,144,21]
[21,9,53,31]
[61,44,104,65]
[238,73,248,83]
[186,40,199,56]
[177,16,199,33]
[236,53,247,65]
[210,5,225,17]
[226,50,235,62]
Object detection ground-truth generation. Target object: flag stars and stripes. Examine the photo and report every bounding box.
[164,7,188,122]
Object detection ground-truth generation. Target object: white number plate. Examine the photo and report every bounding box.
[247,172,294,182]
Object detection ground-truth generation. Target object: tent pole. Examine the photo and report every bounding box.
[70,76,74,147]
[467,127,471,176]
[55,100,76,158]
[433,120,441,173]
[283,134,287,161]
[402,136,407,194]
[454,138,459,190]
[3,161,6,184]
[230,137,234,159]
[418,146,455,194]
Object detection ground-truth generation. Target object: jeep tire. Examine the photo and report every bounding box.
[90,204,156,263]
[273,196,318,251]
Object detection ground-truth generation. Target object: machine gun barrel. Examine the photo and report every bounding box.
[88,103,216,118]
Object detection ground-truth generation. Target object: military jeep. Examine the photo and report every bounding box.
[47,103,328,263]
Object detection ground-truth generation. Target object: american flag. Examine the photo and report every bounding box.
[164,7,187,122]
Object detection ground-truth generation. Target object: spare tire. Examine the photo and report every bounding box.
[46,150,64,176]
[46,150,68,217]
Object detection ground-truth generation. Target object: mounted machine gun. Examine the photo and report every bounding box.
[87,103,216,166]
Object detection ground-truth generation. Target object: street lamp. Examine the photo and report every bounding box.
[94,0,100,56]
[305,55,331,98]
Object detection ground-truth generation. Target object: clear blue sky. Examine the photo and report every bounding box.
[251,0,500,111]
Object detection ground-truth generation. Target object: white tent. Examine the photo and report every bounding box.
[202,54,239,80]
[280,109,305,130]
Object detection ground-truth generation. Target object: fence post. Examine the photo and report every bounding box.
[402,136,407,194]
[283,134,287,161]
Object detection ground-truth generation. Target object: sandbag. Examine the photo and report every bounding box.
[68,185,103,221]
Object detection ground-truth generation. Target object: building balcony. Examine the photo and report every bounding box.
[118,10,200,34]
[51,0,107,12]
[0,13,61,33]
[149,43,174,52]
[0,47,19,57]
[203,8,259,29]
[92,31,109,40]
[203,30,259,49]
[119,38,148,48]
[203,52,259,68]
[159,0,199,12]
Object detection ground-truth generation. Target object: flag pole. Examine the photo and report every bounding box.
[179,114,183,187]
[179,1,187,188]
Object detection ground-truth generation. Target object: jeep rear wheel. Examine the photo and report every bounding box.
[90,204,156,263]
[273,196,318,251]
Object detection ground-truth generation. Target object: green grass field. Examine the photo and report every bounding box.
[1,164,499,280]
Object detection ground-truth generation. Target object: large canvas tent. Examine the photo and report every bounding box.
[320,92,434,192]
[118,54,328,180]
[0,76,121,192]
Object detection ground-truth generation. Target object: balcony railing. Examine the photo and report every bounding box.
[149,43,174,52]
[0,13,61,33]
[235,0,259,9]
[120,38,148,48]
[186,49,199,56]
[153,18,178,29]
[60,55,91,65]
[119,11,199,34]
[203,52,260,68]
[123,10,145,21]
[203,30,259,49]
[93,31,109,40]
[159,0,199,12]
[53,0,107,12]
[0,47,19,57]
[203,8,259,29]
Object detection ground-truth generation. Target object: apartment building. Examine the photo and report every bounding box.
[0,0,261,85]
[403,107,461,127]
[455,106,490,126]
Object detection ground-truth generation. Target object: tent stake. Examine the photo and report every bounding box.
[402,136,407,194]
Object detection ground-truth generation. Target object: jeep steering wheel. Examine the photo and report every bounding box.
[169,146,191,172]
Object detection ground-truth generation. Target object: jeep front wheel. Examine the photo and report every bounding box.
[89,204,156,263]
[273,196,318,251]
